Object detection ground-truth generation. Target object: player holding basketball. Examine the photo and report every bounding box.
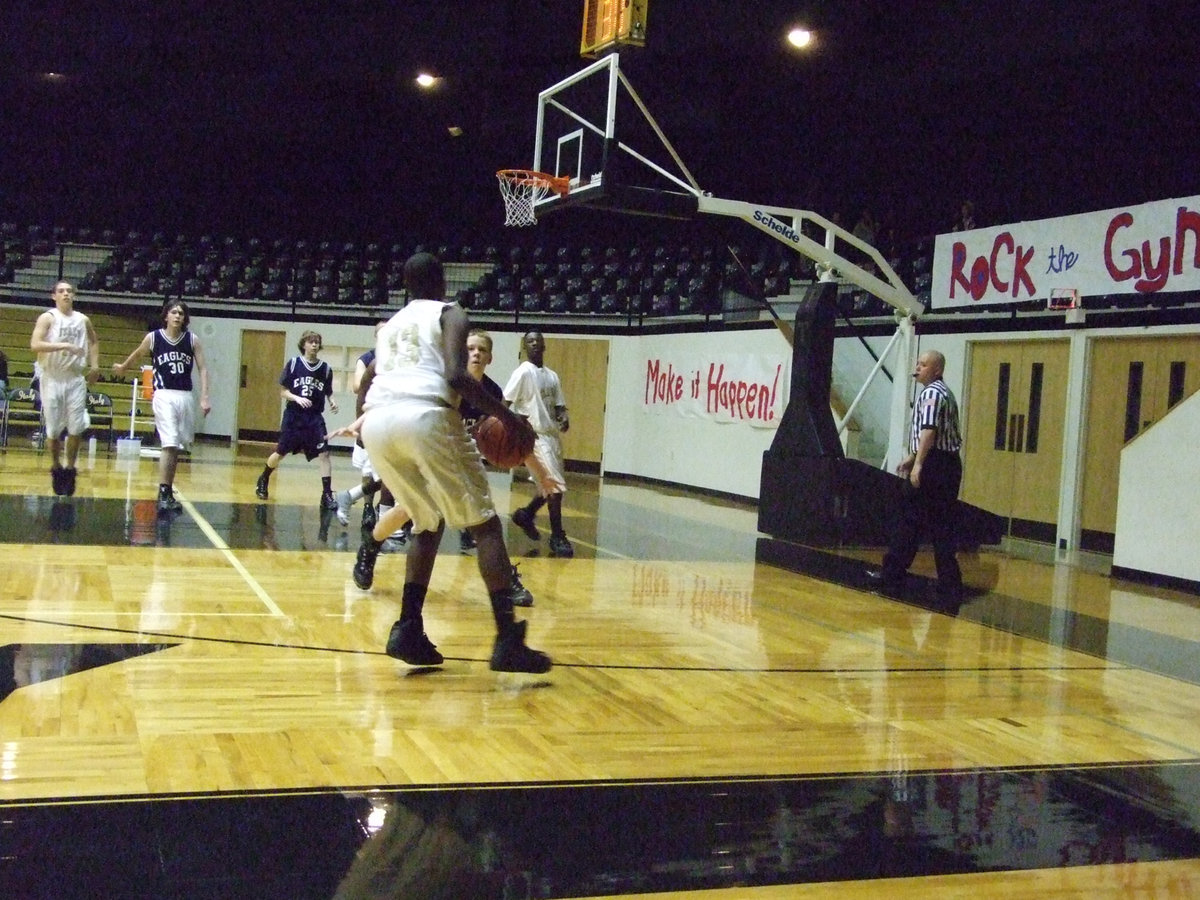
[30,281,100,497]
[335,328,533,605]
[504,330,573,557]
[350,252,549,672]
[112,300,211,513]
[457,328,504,551]
[255,330,340,508]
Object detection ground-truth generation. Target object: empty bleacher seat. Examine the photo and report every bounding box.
[522,293,548,313]
[651,293,679,316]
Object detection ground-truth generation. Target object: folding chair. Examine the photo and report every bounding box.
[2,386,42,448]
[87,391,116,451]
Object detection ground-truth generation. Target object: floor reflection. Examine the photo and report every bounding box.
[0,495,356,553]
[758,537,1200,686]
[4,765,1199,898]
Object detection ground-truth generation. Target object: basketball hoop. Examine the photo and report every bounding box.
[497,169,570,226]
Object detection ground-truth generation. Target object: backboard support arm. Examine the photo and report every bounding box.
[528,52,924,464]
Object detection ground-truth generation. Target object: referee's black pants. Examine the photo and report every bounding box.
[881,449,963,602]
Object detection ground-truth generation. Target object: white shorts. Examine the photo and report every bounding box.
[529,432,566,497]
[361,399,495,533]
[351,443,377,481]
[40,375,89,438]
[152,389,196,449]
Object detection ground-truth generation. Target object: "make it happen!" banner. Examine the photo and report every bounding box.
[641,353,787,428]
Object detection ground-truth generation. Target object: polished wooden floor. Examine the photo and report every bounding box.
[1,440,1199,897]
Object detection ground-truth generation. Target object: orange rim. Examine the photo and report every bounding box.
[497,169,570,196]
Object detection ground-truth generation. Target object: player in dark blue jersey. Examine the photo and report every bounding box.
[255,330,340,508]
[113,300,211,513]
[457,328,504,551]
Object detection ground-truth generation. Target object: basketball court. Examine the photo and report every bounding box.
[1,424,1198,897]
[2,7,1200,898]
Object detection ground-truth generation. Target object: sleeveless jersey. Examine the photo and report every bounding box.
[151,329,195,391]
[280,356,334,417]
[39,308,90,378]
[366,299,458,409]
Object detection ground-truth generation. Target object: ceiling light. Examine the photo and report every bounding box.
[787,28,813,49]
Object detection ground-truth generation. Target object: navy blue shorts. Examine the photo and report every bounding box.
[276,418,328,460]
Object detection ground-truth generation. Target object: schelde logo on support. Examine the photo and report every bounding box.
[753,209,800,243]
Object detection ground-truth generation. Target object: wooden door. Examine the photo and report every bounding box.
[238,330,286,442]
[546,337,608,470]
[961,340,1069,542]
[1080,335,1200,551]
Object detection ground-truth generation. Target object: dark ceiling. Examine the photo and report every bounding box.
[2,1,1197,244]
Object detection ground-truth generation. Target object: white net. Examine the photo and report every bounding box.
[497,170,566,227]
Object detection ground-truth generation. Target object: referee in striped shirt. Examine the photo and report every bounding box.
[869,350,964,606]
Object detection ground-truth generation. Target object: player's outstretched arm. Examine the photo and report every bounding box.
[327,413,366,440]
[113,333,154,377]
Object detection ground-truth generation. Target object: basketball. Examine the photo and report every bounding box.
[473,415,532,468]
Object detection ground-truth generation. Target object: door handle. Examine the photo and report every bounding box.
[1007,413,1017,452]
[240,365,248,388]
[1015,414,1025,452]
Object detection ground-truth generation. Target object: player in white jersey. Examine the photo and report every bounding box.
[336,253,550,673]
[29,282,100,496]
[504,331,573,557]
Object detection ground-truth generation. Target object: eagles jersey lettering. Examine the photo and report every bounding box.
[152,330,195,391]
[280,356,333,416]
